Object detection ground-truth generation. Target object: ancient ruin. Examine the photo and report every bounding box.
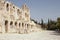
[0,0,36,34]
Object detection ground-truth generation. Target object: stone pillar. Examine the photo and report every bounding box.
[0,25,2,33]
[28,24,31,33]
[2,21,5,34]
[17,22,19,33]
[15,22,17,33]
[21,23,25,34]
[27,24,30,33]
[19,22,22,33]
[25,23,28,33]
[24,23,26,33]
[8,21,10,33]
[29,24,31,32]
[16,22,18,33]
[13,22,16,33]
[25,24,28,33]
[20,23,23,33]
[0,16,2,33]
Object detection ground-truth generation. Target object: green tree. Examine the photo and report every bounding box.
[47,19,57,30]
[41,19,44,28]
[47,19,50,30]
[56,17,60,30]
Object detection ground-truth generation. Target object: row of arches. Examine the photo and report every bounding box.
[5,20,20,33]
[5,20,21,27]
[4,20,32,33]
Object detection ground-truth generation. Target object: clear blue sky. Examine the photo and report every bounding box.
[7,0,60,23]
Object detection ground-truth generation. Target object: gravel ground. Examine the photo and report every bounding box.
[0,31,60,40]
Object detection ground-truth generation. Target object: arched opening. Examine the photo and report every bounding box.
[5,20,8,33]
[10,21,13,25]
[10,21,13,28]
[6,3,9,11]
[22,23,24,27]
[19,23,20,27]
[15,22,17,26]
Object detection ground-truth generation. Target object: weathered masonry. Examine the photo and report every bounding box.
[0,0,36,34]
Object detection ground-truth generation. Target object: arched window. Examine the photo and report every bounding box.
[5,20,8,33]
[5,20,8,25]
[19,23,20,27]
[10,21,13,28]
[17,9,20,15]
[13,6,15,9]
[10,21,13,25]
[15,22,17,26]
[6,3,9,11]
[22,23,24,27]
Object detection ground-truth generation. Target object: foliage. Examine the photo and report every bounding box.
[31,17,60,31]
[47,19,57,30]
[41,19,44,28]
[56,17,60,30]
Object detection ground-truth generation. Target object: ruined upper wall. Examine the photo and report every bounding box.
[22,4,29,12]
[0,0,30,22]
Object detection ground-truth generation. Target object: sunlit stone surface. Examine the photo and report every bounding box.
[0,31,60,40]
[0,0,40,34]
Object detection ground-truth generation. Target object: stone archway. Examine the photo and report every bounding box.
[15,22,17,26]
[22,23,24,27]
[5,20,8,33]
[10,21,13,28]
[19,23,20,27]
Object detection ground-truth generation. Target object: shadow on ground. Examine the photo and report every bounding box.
[50,31,60,36]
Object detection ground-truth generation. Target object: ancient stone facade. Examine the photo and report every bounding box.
[0,0,36,34]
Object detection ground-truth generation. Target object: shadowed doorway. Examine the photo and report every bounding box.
[5,20,8,33]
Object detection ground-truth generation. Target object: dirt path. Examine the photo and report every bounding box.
[0,31,60,40]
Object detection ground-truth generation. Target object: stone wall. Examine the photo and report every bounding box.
[0,0,37,34]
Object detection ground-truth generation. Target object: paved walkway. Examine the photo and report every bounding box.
[0,31,60,40]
